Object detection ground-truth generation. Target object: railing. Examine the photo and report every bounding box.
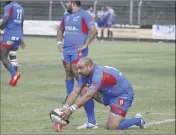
[0,0,175,25]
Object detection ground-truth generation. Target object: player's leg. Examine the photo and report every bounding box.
[71,50,97,129]
[0,37,20,86]
[9,47,18,71]
[76,85,98,129]
[71,49,89,79]
[100,19,105,40]
[93,91,109,106]
[109,28,113,40]
[101,27,104,40]
[0,44,15,76]
[107,97,145,130]
[107,24,113,40]
[62,54,74,104]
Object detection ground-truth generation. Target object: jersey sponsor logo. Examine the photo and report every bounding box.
[65,26,78,31]
[73,16,80,22]
[118,98,125,106]
[11,36,20,41]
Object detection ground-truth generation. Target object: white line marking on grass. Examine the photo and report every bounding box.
[145,113,175,116]
[146,119,175,126]
[129,119,175,129]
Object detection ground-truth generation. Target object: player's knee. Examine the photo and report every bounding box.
[65,71,73,79]
[9,50,17,59]
[9,51,18,68]
[71,65,78,78]
[65,68,73,79]
[106,123,117,130]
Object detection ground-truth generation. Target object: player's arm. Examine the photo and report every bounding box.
[63,76,86,107]
[73,88,97,109]
[84,13,97,47]
[0,5,12,30]
[57,24,64,43]
[108,9,114,23]
[20,12,25,49]
[57,16,65,53]
[0,16,9,30]
[57,17,65,45]
[70,73,103,111]
[61,73,102,120]
[21,12,24,33]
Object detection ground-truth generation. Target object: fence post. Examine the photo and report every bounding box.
[94,0,97,13]
[60,1,67,11]
[49,0,53,20]
[138,1,143,25]
[129,0,133,25]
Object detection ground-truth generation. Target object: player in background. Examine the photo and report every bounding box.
[56,0,97,130]
[0,1,24,86]
[86,6,96,21]
[61,57,146,130]
[96,6,105,40]
[104,5,115,40]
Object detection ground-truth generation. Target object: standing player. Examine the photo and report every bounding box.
[86,6,96,21]
[96,6,105,40]
[0,1,24,86]
[61,57,146,130]
[56,0,97,130]
[104,5,115,40]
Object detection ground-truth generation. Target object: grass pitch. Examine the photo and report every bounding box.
[1,37,175,134]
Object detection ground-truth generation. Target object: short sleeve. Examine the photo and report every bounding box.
[4,5,13,17]
[88,71,103,91]
[59,16,65,30]
[83,12,95,29]
[76,76,86,89]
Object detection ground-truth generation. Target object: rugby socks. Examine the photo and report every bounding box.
[119,118,141,130]
[84,99,96,124]
[8,65,16,77]
[65,79,74,95]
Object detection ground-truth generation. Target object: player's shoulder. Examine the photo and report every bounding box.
[7,2,23,9]
[80,8,91,16]
[4,3,12,9]
[109,8,114,13]
[64,11,69,16]
[63,11,70,18]
[80,8,87,13]
[92,65,103,78]
[15,2,24,9]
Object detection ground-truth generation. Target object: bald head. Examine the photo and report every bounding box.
[77,57,94,76]
[77,57,94,66]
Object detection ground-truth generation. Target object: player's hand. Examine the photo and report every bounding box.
[57,43,63,53]
[20,40,25,50]
[77,44,87,52]
[61,104,69,110]
[60,108,72,121]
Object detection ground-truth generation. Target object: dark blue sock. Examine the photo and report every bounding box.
[84,99,96,124]
[8,66,16,77]
[119,118,141,130]
[65,80,74,95]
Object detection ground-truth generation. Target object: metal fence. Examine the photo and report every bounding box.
[0,0,175,25]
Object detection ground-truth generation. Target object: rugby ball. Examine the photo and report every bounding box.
[50,108,69,125]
